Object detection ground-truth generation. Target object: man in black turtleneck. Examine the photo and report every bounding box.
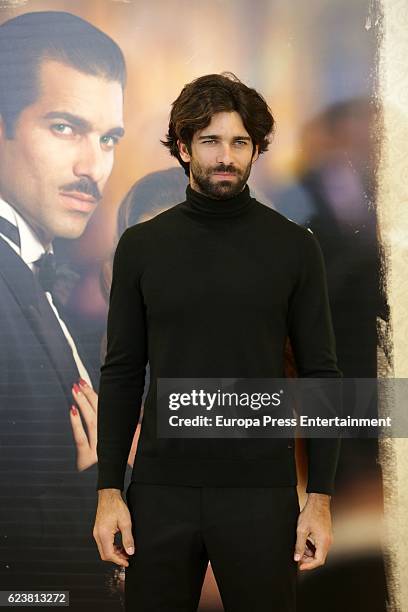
[94,73,342,612]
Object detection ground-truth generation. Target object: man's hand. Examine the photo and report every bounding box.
[294,492,333,571]
[93,488,135,567]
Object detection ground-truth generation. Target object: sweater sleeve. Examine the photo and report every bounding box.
[96,228,148,491]
[287,228,342,496]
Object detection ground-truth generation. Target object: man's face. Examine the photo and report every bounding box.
[0,59,124,245]
[178,111,258,200]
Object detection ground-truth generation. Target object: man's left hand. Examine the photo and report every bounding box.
[294,492,333,571]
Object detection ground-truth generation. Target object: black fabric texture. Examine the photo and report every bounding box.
[97,185,342,495]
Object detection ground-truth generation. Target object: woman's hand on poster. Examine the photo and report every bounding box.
[70,378,98,471]
[127,424,141,468]
[70,379,141,471]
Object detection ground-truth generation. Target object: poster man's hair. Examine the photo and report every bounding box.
[0,11,126,137]
[162,72,275,176]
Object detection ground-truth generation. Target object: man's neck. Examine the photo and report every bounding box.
[0,194,53,250]
[0,193,54,252]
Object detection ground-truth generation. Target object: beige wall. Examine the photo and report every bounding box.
[378,1,408,610]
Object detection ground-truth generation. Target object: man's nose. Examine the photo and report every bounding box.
[216,144,234,166]
[73,138,107,184]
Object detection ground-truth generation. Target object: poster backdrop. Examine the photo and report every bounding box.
[0,1,392,610]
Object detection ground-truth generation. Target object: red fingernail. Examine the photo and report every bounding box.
[79,378,87,387]
[73,383,80,394]
[71,404,78,416]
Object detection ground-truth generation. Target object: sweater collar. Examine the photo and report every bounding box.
[184,184,253,218]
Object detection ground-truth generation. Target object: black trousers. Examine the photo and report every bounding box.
[125,483,299,612]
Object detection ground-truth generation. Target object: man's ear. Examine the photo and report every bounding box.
[177,140,191,163]
[252,144,260,163]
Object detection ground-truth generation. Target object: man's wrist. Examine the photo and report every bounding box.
[306,492,331,505]
[98,487,122,498]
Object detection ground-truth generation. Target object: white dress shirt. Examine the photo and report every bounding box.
[0,198,93,387]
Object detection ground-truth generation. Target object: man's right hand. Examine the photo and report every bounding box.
[93,488,135,567]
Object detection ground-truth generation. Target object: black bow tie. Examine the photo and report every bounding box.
[34,252,59,292]
[33,252,80,304]
[0,216,80,304]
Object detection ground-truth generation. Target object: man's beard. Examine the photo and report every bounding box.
[190,159,252,200]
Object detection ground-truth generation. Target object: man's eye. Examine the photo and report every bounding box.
[100,134,118,148]
[203,139,217,144]
[235,140,248,146]
[51,123,73,135]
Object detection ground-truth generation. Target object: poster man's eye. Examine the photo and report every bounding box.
[51,123,74,136]
[100,134,119,149]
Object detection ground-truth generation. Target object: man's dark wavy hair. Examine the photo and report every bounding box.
[161,72,275,176]
[0,11,126,137]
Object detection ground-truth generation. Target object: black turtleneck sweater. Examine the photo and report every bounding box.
[97,185,342,495]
